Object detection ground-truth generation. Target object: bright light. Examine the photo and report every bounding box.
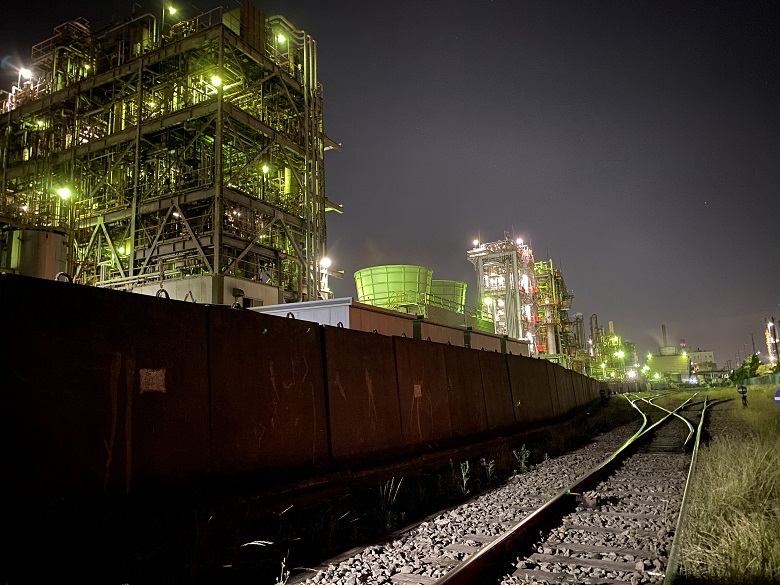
[172,211,181,218]
[56,187,71,200]
[610,372,615,378]
[588,339,593,345]
[262,164,270,174]
[600,362,606,368]
[210,75,222,87]
[472,239,479,247]
[497,298,505,308]
[682,351,687,357]
[653,372,660,379]
[168,6,177,15]
[615,350,625,359]
[19,68,32,79]
[516,237,523,246]
[118,246,126,255]
[642,365,650,373]
[611,336,618,342]
[627,370,636,379]
[319,257,331,269]
[483,296,493,305]
[647,353,653,359]
[277,33,287,43]
[36,120,43,127]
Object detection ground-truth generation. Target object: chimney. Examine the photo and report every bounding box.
[662,324,667,346]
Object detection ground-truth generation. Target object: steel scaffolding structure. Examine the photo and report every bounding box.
[467,236,538,351]
[534,259,575,357]
[0,3,339,304]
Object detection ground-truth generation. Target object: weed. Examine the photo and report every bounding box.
[378,477,403,532]
[459,461,470,496]
[275,555,290,585]
[680,385,780,583]
[513,444,530,473]
[485,459,495,484]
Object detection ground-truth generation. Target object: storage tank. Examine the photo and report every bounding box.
[4,228,67,278]
[429,279,466,311]
[354,265,432,313]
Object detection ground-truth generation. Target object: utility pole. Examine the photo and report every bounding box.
[773,317,780,373]
[751,332,756,355]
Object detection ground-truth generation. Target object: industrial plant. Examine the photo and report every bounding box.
[0,1,661,384]
[0,2,339,306]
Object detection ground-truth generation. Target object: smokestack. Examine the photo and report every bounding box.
[608,321,614,335]
[662,324,667,346]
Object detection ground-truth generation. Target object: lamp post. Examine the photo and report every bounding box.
[319,256,331,300]
[17,67,32,89]
[161,6,176,45]
[56,187,75,276]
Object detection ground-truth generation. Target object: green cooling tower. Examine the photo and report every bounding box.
[429,280,467,310]
[354,265,433,312]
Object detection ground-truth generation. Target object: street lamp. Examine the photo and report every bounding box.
[161,6,177,44]
[55,186,75,276]
[319,257,331,299]
[17,67,32,88]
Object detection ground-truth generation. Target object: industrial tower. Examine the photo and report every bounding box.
[533,259,574,357]
[0,3,339,305]
[467,236,538,351]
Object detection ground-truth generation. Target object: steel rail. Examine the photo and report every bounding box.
[635,392,699,447]
[434,394,697,585]
[663,395,709,584]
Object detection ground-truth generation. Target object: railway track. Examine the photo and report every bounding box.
[296,395,707,585]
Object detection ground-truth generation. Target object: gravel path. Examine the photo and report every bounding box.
[295,422,641,585]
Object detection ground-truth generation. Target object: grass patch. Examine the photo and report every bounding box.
[679,384,780,584]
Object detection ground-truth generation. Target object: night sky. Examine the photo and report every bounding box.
[2,1,778,367]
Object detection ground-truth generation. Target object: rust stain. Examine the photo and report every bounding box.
[365,368,377,432]
[125,353,135,495]
[103,353,121,491]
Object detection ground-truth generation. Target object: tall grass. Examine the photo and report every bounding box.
[679,385,780,584]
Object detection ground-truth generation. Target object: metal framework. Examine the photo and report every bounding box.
[467,235,538,350]
[0,3,339,303]
[534,259,575,358]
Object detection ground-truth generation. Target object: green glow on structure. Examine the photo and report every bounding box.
[211,75,222,87]
[615,350,625,358]
[430,280,467,310]
[354,265,432,311]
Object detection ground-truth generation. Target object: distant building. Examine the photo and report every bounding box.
[652,354,691,382]
[690,350,716,372]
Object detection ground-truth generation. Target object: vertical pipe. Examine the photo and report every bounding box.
[213,28,224,303]
[130,59,143,279]
[511,245,520,340]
